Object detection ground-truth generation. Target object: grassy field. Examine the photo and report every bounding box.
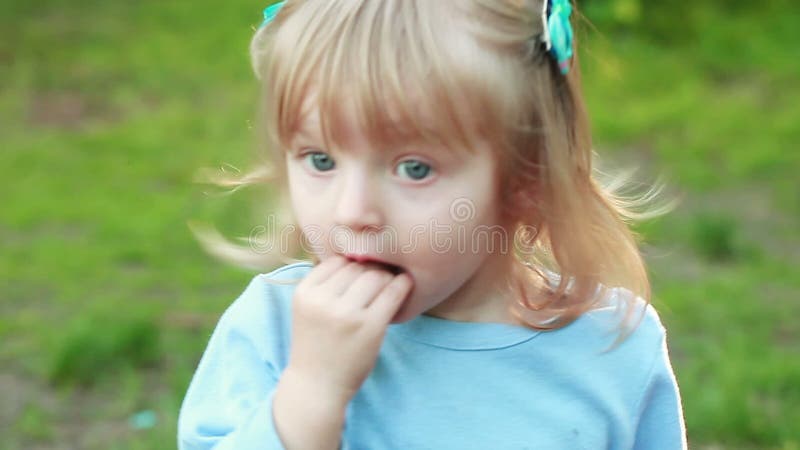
[1,1,798,448]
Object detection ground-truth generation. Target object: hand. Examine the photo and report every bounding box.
[286,255,413,406]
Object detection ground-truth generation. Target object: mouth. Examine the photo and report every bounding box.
[344,254,405,275]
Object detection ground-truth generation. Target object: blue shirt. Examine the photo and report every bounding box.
[178,262,686,449]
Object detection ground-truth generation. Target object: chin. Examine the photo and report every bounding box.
[389,295,422,324]
[389,304,413,324]
[390,289,440,324]
[390,315,412,325]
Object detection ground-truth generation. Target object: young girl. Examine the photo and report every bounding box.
[179,0,686,448]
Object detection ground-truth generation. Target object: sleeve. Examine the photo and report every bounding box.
[631,330,688,450]
[177,278,288,450]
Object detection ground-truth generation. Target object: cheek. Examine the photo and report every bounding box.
[395,251,487,320]
[286,167,305,212]
[399,197,502,256]
[287,168,326,220]
[402,220,499,295]
[286,175,333,257]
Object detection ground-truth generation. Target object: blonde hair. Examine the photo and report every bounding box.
[194,0,676,340]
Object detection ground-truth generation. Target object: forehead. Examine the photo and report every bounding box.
[288,90,480,157]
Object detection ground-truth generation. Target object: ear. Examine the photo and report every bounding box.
[512,174,541,206]
[500,176,540,225]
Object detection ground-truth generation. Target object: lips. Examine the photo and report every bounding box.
[344,254,404,275]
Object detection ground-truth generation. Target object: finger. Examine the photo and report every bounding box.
[341,269,394,309]
[366,274,413,324]
[323,261,367,295]
[302,255,349,286]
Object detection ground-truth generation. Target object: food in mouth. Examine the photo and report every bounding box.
[346,256,404,275]
[368,261,404,275]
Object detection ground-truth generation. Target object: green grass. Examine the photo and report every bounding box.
[49,315,162,387]
[1,1,798,448]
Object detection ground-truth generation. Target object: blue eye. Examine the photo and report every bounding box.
[304,152,335,171]
[396,160,432,180]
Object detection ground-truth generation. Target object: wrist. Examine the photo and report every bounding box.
[279,366,352,416]
[273,368,348,450]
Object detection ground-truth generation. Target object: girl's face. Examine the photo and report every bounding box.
[286,105,515,324]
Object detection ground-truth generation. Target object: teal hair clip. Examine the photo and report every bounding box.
[261,1,285,28]
[540,0,574,75]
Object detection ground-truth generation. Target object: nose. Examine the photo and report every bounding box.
[333,169,384,232]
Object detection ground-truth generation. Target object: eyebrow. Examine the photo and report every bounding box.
[291,124,323,143]
[294,127,316,137]
[291,116,464,156]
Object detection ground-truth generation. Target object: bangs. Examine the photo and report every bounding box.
[254,0,533,155]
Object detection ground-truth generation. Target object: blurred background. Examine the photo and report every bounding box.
[1,0,798,448]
